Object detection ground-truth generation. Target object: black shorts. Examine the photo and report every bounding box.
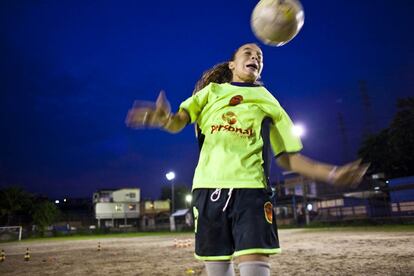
[192,187,281,261]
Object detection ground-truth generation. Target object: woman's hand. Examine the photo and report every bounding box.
[125,91,171,129]
[330,159,370,188]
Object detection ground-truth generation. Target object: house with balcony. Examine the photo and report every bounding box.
[93,188,140,228]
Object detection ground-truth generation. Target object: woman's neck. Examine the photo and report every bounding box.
[230,82,261,87]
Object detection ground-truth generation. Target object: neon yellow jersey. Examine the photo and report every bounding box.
[179,82,302,190]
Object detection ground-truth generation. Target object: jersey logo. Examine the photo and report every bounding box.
[222,111,237,125]
[210,124,253,136]
[210,111,253,137]
[229,95,243,106]
[264,201,273,224]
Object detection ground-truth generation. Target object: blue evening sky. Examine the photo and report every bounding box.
[1,0,413,199]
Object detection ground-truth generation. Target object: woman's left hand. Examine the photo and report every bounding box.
[331,159,370,188]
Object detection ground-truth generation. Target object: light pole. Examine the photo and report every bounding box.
[166,171,176,214]
[292,123,310,225]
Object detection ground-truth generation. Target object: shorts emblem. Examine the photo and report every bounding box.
[264,201,273,224]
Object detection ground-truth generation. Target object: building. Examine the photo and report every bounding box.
[388,176,414,216]
[140,200,171,231]
[170,209,193,231]
[275,171,414,225]
[93,188,140,228]
[275,171,393,224]
[275,171,334,225]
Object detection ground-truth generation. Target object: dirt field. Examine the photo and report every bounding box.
[0,228,413,276]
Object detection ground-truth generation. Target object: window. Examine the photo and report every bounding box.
[286,187,295,195]
[127,193,136,198]
[115,204,123,212]
[335,199,344,206]
[353,206,367,215]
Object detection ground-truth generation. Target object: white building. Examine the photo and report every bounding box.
[93,188,140,228]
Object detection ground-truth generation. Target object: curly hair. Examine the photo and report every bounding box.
[192,62,233,94]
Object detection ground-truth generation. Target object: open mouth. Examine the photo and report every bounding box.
[246,63,258,71]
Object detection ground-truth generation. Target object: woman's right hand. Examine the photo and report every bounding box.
[125,91,171,129]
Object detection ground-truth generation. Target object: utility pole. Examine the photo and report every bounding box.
[337,112,350,162]
[302,176,310,225]
[359,80,374,138]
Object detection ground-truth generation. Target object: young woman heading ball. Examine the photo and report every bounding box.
[126,43,368,276]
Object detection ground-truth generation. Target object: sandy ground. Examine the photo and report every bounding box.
[0,229,413,276]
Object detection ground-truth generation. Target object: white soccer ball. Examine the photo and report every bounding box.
[251,0,305,46]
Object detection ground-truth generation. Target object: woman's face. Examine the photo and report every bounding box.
[229,43,263,83]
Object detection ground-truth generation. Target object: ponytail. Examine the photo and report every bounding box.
[192,62,233,95]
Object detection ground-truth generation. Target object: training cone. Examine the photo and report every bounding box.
[24,248,30,261]
[175,239,183,248]
[185,268,195,275]
[0,249,5,262]
[174,239,192,248]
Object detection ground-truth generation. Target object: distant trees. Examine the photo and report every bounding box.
[32,201,60,235]
[0,186,60,232]
[358,97,414,178]
[0,186,32,225]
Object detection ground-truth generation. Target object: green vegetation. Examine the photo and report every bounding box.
[6,231,193,243]
[301,224,414,232]
[358,97,414,178]
[0,186,33,225]
[32,201,60,236]
[2,223,412,244]
[0,186,60,233]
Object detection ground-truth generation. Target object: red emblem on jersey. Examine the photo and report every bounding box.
[222,111,237,125]
[264,202,273,224]
[229,95,243,106]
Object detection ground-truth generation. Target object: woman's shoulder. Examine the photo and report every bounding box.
[255,86,280,103]
[202,82,230,95]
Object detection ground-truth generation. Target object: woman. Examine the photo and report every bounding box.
[126,43,368,276]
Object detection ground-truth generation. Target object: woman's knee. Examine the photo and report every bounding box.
[237,254,269,263]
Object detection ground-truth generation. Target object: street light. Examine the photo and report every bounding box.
[166,171,176,213]
[185,194,192,208]
[292,123,305,137]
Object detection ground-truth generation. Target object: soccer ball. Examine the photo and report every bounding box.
[251,0,305,46]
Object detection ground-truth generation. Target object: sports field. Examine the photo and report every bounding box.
[0,226,413,275]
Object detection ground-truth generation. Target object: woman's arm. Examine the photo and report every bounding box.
[162,110,190,133]
[276,153,369,187]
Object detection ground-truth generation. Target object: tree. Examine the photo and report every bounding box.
[388,97,414,176]
[358,97,414,178]
[0,186,32,225]
[32,201,60,235]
